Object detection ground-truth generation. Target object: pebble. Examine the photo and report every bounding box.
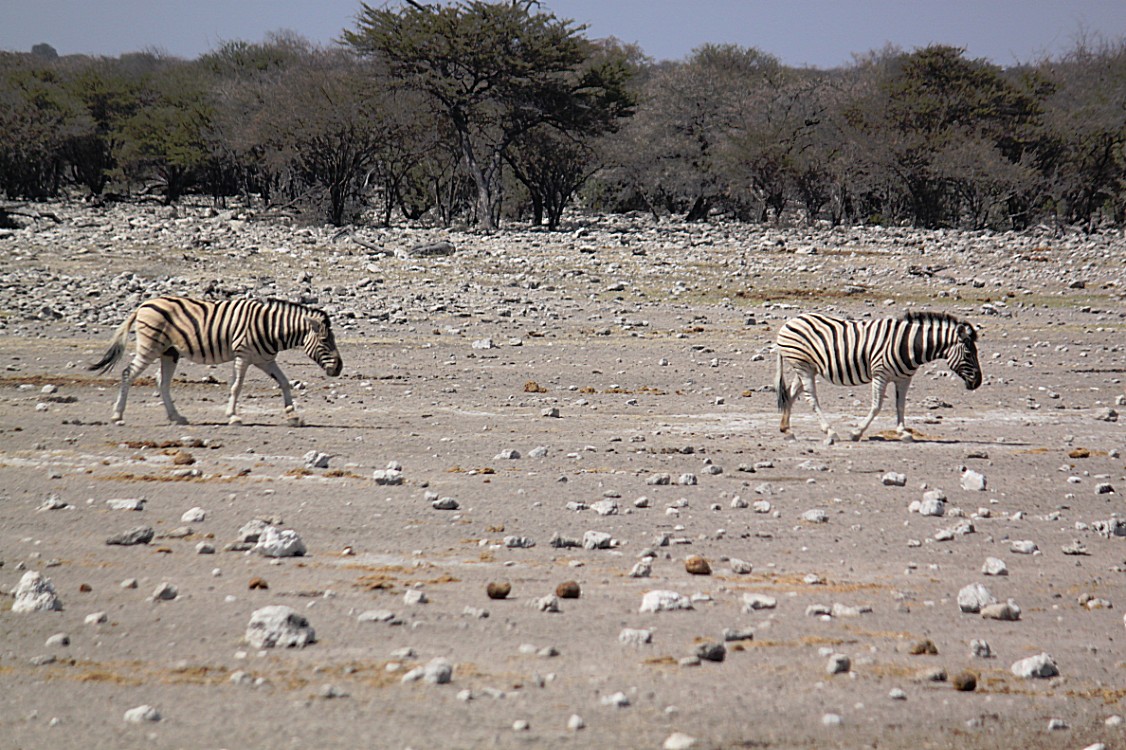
[908,639,938,655]
[882,472,907,486]
[1010,540,1038,555]
[105,526,154,546]
[245,605,316,649]
[303,450,330,468]
[372,469,403,485]
[743,594,777,611]
[11,571,62,613]
[555,581,581,599]
[123,705,161,723]
[981,601,1021,621]
[981,557,1008,576]
[486,582,511,600]
[600,691,630,707]
[640,590,694,613]
[432,497,459,510]
[403,589,428,605]
[151,582,178,601]
[821,713,843,727]
[960,469,987,491]
[723,627,755,642]
[663,732,697,750]
[827,654,851,674]
[590,499,618,516]
[918,496,946,517]
[970,639,993,658]
[695,642,726,662]
[958,583,996,613]
[503,535,535,548]
[582,530,613,549]
[629,558,653,578]
[684,555,711,575]
[181,506,206,523]
[45,633,69,648]
[952,671,977,691]
[1011,653,1058,678]
[729,558,753,574]
[84,611,108,625]
[105,498,144,511]
[533,595,560,613]
[253,526,306,557]
[801,508,828,523]
[619,628,653,646]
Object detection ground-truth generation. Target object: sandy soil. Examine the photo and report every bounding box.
[1,208,1124,749]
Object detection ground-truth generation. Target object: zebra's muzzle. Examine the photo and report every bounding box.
[324,359,343,377]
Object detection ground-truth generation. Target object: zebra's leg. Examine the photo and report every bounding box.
[112,353,153,425]
[226,357,251,425]
[799,372,839,443]
[257,360,302,427]
[157,353,188,425]
[850,376,889,441]
[779,376,804,439]
[893,379,913,441]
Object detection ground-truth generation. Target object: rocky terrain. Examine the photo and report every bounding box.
[1,200,1125,749]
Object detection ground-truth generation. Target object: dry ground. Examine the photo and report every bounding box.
[1,209,1124,749]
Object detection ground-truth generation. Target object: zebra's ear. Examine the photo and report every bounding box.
[957,322,977,342]
[307,316,326,334]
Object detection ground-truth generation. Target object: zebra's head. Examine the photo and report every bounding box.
[304,313,343,377]
[947,321,982,390]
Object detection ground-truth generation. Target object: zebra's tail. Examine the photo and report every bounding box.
[775,351,790,413]
[88,310,136,375]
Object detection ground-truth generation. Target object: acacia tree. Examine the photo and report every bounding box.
[344,0,610,230]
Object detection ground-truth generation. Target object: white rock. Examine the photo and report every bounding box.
[961,469,987,491]
[600,691,630,707]
[403,589,428,605]
[245,605,316,649]
[970,639,993,658]
[743,593,777,611]
[640,590,694,613]
[12,571,62,613]
[180,506,206,523]
[123,705,161,723]
[982,557,1008,576]
[1011,653,1058,678]
[882,472,907,486]
[1011,540,1038,555]
[567,714,585,731]
[583,530,613,549]
[619,628,653,646]
[919,497,946,517]
[84,611,108,625]
[150,582,178,601]
[591,500,619,516]
[729,558,753,574]
[664,732,697,749]
[372,468,404,485]
[105,498,145,511]
[253,526,306,558]
[303,450,330,469]
[957,583,996,613]
[802,508,828,523]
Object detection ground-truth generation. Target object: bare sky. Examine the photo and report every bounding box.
[3,0,1124,68]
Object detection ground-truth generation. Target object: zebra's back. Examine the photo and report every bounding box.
[133,296,276,365]
[776,313,898,386]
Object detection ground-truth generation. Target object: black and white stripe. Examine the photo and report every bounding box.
[89,296,343,426]
[775,311,981,441]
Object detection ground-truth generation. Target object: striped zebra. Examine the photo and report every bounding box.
[89,296,343,426]
[775,311,981,442]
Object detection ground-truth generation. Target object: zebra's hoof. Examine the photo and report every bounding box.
[848,430,863,442]
[783,432,797,442]
[824,432,839,445]
[169,416,189,426]
[898,431,914,443]
[287,416,304,427]
[228,415,243,426]
[113,418,125,426]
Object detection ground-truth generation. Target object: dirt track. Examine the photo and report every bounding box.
[1,205,1125,749]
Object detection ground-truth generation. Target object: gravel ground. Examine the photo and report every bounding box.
[1,202,1125,749]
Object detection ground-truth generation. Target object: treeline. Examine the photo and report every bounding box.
[1,1,1124,231]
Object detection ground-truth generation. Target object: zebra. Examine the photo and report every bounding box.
[89,296,343,426]
[775,311,981,442]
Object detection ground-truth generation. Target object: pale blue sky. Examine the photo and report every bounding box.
[3,0,1124,68]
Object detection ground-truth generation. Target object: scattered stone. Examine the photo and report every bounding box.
[1095,482,1115,495]
[827,654,851,674]
[567,714,585,731]
[45,633,69,648]
[1010,540,1038,555]
[882,472,907,486]
[253,526,306,558]
[729,558,753,574]
[403,589,428,605]
[889,688,908,701]
[402,657,453,685]
[357,610,399,624]
[909,639,938,655]
[583,530,613,550]
[600,691,630,708]
[969,640,993,658]
[494,449,520,460]
[640,590,694,613]
[918,495,946,517]
[38,494,69,511]
[961,469,987,491]
[106,526,154,546]
[85,611,107,625]
[663,732,697,750]
[629,558,653,578]
[11,571,62,613]
[533,595,560,613]
[248,577,268,590]
[723,627,755,642]
[106,498,144,511]
[195,541,216,555]
[555,581,581,599]
[181,506,206,523]
[236,519,271,544]
[432,497,459,510]
[916,667,948,682]
[958,583,997,613]
[590,499,618,516]
[486,582,511,600]
[304,451,330,469]
[151,582,178,601]
[619,628,653,646]
[982,557,1008,576]
[1094,407,1118,422]
[821,713,843,727]
[743,593,777,611]
[123,705,161,723]
[801,508,828,523]
[677,473,697,486]
[1011,653,1058,678]
[695,642,726,662]
[952,671,977,691]
[372,468,404,485]
[684,555,711,575]
[504,535,535,549]
[981,602,1021,621]
[245,605,316,649]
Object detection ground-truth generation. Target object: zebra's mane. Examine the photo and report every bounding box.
[260,297,332,326]
[898,310,975,340]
